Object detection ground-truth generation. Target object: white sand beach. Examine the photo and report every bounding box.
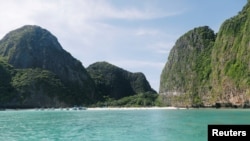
[86,107,187,111]
[1,106,189,111]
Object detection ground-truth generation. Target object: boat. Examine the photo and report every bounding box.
[72,106,87,110]
[72,106,78,110]
[78,106,87,110]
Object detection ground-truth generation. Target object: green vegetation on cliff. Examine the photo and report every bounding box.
[160,26,215,107]
[211,1,250,106]
[160,1,250,108]
[92,92,159,107]
[0,58,15,104]
[0,57,67,108]
[11,68,68,107]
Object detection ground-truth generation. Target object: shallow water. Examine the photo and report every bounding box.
[0,109,250,141]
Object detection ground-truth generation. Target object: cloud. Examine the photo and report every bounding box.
[28,0,180,27]
[135,29,160,36]
[0,0,182,47]
[58,0,180,21]
[148,42,175,54]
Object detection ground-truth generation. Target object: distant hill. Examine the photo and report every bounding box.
[159,1,250,108]
[87,61,157,101]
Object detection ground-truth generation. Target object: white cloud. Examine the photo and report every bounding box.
[56,0,180,20]
[0,0,181,48]
[148,42,174,54]
[135,29,160,36]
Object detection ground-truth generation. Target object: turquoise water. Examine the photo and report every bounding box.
[0,109,250,141]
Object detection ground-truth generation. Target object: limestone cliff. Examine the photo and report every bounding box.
[159,26,215,107]
[211,1,250,107]
[160,1,250,108]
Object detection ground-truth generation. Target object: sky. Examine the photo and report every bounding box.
[0,0,247,92]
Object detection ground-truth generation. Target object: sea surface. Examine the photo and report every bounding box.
[0,108,250,141]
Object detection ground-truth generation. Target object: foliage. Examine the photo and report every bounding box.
[0,57,69,107]
[11,68,67,99]
[0,58,16,103]
[160,1,250,107]
[211,0,250,93]
[91,92,159,107]
[160,26,215,106]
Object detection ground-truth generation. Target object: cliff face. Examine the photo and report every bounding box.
[159,26,215,107]
[211,1,250,107]
[0,25,96,107]
[160,1,250,107]
[87,61,156,100]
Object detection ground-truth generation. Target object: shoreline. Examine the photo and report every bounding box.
[2,106,250,111]
[1,106,187,111]
[86,106,187,110]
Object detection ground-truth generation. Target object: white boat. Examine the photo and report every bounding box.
[72,106,87,110]
[78,106,87,110]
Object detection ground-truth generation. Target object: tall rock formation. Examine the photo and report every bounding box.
[0,25,96,107]
[160,26,215,107]
[87,61,156,100]
[211,1,250,107]
[160,1,250,107]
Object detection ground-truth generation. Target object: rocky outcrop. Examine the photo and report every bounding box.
[210,1,250,107]
[160,1,250,108]
[159,26,215,107]
[87,61,156,100]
